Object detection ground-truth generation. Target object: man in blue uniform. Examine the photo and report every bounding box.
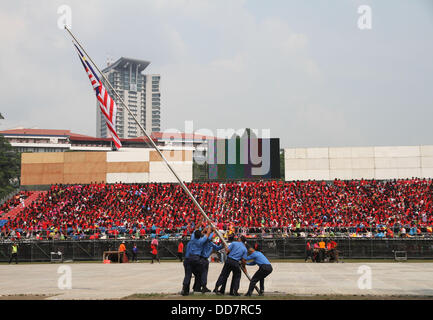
[193,231,223,293]
[215,234,234,293]
[213,235,247,296]
[181,224,212,296]
[243,246,273,296]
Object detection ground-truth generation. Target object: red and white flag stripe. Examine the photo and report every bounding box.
[74,43,122,149]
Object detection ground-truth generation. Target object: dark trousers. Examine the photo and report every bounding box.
[246,264,273,294]
[182,255,202,292]
[9,253,17,264]
[151,253,160,263]
[132,252,137,261]
[329,249,339,262]
[119,251,129,263]
[177,252,183,262]
[305,249,312,261]
[193,257,209,291]
[319,249,325,262]
[215,258,241,294]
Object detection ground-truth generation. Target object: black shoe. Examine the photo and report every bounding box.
[229,292,240,296]
[202,287,211,293]
[259,291,264,296]
[244,292,252,297]
[181,289,189,296]
[181,286,189,296]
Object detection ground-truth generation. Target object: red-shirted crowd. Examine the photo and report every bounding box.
[1,178,433,240]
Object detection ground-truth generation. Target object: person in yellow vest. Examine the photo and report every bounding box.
[9,242,18,264]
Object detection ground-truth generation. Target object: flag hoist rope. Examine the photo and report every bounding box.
[64,26,259,293]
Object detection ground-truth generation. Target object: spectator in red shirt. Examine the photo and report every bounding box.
[177,241,184,262]
[151,243,160,264]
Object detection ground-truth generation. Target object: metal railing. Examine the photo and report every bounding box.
[1,238,433,263]
[1,225,430,242]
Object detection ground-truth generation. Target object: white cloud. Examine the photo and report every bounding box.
[157,11,325,143]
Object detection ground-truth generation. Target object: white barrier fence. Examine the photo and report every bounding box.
[285,145,433,181]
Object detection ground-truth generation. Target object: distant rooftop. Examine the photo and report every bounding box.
[150,132,218,141]
[0,128,155,143]
[102,57,151,74]
[0,128,216,142]
[0,128,73,137]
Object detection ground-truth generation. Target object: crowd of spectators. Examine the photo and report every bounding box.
[0,178,432,240]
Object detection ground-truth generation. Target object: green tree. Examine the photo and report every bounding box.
[0,134,20,199]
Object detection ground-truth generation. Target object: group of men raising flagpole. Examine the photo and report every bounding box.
[181,219,273,297]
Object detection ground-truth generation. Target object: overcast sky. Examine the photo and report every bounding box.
[0,0,432,148]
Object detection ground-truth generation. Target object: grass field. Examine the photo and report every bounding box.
[122,293,433,300]
[2,292,433,300]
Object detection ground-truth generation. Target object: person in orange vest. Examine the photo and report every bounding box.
[118,241,128,263]
[177,241,184,262]
[318,240,326,262]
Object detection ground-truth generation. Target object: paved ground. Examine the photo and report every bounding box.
[0,262,432,299]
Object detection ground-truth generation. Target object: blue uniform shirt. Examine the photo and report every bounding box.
[246,251,271,266]
[227,241,247,261]
[201,233,223,258]
[189,233,209,256]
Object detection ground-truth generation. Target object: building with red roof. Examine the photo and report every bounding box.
[0,128,216,153]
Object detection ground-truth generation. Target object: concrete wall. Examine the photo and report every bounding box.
[285,145,433,181]
[21,148,193,185]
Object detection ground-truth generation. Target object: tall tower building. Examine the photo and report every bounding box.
[97,57,161,139]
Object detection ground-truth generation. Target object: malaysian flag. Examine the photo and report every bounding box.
[73,43,122,149]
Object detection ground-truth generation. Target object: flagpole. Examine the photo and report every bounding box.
[64,26,259,292]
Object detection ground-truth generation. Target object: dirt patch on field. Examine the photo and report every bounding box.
[122,292,433,300]
[0,294,56,300]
